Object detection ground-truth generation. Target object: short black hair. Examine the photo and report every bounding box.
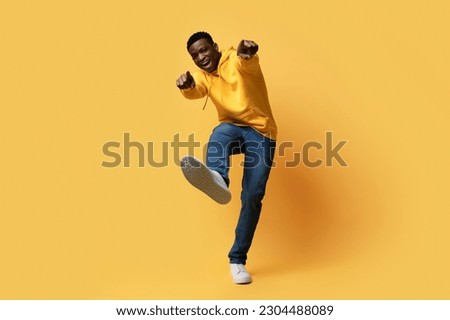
[187,31,214,51]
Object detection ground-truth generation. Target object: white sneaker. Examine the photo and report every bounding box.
[180,155,231,204]
[230,263,252,284]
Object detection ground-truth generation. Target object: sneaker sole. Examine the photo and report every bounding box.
[233,277,252,284]
[181,156,231,205]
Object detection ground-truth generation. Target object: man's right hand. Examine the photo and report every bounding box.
[176,71,195,89]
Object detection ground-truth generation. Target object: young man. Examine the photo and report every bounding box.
[176,32,277,284]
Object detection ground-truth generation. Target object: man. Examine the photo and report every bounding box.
[176,31,277,284]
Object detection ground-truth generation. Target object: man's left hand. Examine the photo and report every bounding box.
[237,40,259,59]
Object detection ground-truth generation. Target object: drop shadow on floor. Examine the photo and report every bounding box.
[245,128,376,277]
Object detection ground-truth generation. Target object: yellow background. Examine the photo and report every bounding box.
[1,0,449,299]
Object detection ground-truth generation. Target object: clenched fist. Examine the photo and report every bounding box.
[176,71,195,89]
[237,40,259,60]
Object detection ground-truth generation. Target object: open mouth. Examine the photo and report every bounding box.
[200,59,211,68]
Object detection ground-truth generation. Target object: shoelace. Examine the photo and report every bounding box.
[234,265,246,274]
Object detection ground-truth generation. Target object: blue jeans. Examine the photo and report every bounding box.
[206,123,276,265]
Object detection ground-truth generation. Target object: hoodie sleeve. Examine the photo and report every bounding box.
[232,50,261,73]
[179,71,208,100]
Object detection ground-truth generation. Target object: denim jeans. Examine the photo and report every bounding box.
[206,123,276,265]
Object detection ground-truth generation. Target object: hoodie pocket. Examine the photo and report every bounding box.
[237,108,268,128]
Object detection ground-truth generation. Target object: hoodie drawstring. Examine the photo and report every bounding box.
[202,79,212,110]
[202,56,224,110]
[202,94,209,110]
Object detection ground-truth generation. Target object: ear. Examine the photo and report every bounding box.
[213,43,219,52]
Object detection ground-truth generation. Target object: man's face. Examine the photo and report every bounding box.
[188,38,221,73]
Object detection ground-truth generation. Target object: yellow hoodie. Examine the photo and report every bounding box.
[180,47,278,140]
